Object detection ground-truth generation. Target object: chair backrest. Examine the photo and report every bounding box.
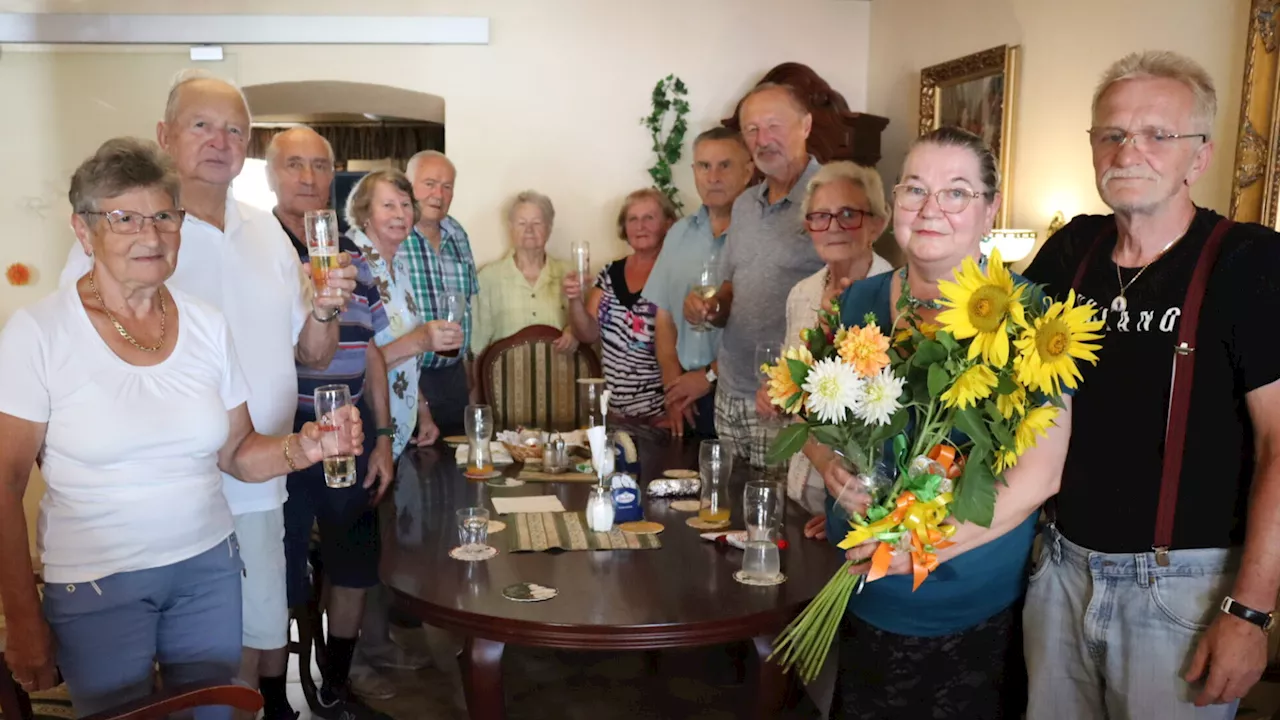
[477,325,602,431]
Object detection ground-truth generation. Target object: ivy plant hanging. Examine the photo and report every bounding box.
[640,74,690,212]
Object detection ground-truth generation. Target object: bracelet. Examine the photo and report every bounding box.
[283,433,302,472]
[311,307,341,323]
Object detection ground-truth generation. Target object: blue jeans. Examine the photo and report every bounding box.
[43,536,244,719]
[1024,525,1239,720]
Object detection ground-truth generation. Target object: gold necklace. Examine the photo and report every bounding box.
[1110,216,1195,313]
[88,271,167,352]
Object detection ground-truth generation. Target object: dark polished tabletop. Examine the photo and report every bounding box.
[380,426,846,649]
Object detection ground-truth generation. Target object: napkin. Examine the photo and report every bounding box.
[454,442,515,466]
[491,496,567,514]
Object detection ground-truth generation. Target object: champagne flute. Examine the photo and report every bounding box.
[438,291,466,358]
[570,240,590,286]
[314,384,356,488]
[305,210,340,297]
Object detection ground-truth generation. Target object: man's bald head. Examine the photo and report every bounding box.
[157,70,252,188]
[267,126,336,220]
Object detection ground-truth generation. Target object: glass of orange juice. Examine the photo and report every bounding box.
[464,404,494,476]
[698,440,733,524]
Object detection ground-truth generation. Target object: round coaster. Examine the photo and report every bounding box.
[502,582,558,602]
[488,520,507,534]
[449,545,498,562]
[733,570,786,586]
[443,435,468,446]
[486,477,525,488]
[464,470,504,480]
[686,516,731,531]
[669,499,701,512]
[619,521,664,535]
[663,469,699,479]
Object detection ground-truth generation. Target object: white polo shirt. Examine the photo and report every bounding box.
[59,196,307,515]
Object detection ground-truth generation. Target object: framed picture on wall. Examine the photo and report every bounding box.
[918,45,1021,228]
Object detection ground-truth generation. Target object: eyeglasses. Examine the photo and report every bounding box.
[804,207,871,232]
[81,209,186,234]
[892,184,986,214]
[1087,127,1208,153]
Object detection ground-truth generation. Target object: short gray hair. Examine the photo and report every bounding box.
[507,190,556,231]
[1093,51,1217,136]
[802,161,889,218]
[69,137,180,215]
[163,69,252,126]
[265,126,335,167]
[405,149,454,181]
[345,169,421,231]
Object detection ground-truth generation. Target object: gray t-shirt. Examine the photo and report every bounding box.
[717,157,825,398]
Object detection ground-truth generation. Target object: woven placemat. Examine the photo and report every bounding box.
[517,469,599,482]
[507,512,662,552]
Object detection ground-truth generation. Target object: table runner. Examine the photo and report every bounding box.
[507,512,662,552]
[517,469,599,482]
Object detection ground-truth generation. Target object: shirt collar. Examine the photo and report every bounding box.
[753,155,821,209]
[412,215,463,250]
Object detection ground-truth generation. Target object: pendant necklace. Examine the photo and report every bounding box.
[1110,223,1190,313]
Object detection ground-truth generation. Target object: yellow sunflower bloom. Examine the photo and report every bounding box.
[936,249,1027,368]
[766,345,814,413]
[996,385,1027,419]
[1014,405,1060,455]
[838,324,891,377]
[940,364,998,409]
[1013,290,1105,395]
[893,322,941,347]
[993,447,1018,473]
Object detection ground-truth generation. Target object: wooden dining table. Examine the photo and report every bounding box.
[379,427,846,719]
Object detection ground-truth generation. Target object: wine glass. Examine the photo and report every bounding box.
[688,256,722,332]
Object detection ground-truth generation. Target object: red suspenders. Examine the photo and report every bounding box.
[1070,217,1234,565]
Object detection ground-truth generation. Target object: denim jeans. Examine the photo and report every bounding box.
[1024,524,1239,720]
[43,536,244,719]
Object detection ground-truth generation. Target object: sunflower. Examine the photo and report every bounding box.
[996,384,1027,419]
[893,321,941,347]
[1014,405,1060,456]
[940,364,998,409]
[936,249,1027,368]
[838,324,891,377]
[1013,290,1105,395]
[766,345,814,413]
[993,447,1018,473]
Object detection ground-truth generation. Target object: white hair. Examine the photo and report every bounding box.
[506,190,556,231]
[405,149,454,181]
[802,161,889,218]
[164,68,252,126]
[1093,51,1217,137]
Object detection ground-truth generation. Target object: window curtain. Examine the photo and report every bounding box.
[247,123,445,168]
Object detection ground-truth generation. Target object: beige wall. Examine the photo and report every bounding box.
[1,0,872,547]
[867,0,1250,264]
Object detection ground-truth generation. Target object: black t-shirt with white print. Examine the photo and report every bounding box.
[1024,207,1280,553]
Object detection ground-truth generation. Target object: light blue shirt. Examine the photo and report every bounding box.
[641,206,725,371]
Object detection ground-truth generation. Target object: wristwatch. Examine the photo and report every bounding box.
[1220,596,1275,632]
[704,366,718,384]
[376,426,396,438]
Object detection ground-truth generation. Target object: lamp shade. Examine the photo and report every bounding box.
[980,229,1038,263]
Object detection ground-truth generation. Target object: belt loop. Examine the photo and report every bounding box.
[1134,553,1150,588]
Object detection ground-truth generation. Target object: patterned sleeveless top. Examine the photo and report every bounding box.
[594,260,664,419]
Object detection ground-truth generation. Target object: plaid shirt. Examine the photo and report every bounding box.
[402,216,480,369]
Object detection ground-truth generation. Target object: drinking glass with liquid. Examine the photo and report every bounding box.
[455,507,491,560]
[464,404,495,475]
[741,539,782,583]
[743,480,781,542]
[437,292,466,358]
[305,210,341,298]
[698,440,733,524]
[688,256,722,333]
[313,384,357,488]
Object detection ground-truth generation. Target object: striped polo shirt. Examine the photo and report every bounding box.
[279,213,389,429]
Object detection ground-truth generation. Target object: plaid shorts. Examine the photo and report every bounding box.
[713,386,777,469]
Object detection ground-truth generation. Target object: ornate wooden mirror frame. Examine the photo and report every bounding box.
[1232,0,1280,226]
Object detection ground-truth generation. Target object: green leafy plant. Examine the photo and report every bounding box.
[640,75,689,212]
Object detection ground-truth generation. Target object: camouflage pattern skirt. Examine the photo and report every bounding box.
[830,605,1026,720]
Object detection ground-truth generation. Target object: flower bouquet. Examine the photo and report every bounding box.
[762,250,1104,682]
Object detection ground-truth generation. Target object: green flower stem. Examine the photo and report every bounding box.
[770,560,860,682]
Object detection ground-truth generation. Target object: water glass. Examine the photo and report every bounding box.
[437,291,466,358]
[464,404,494,474]
[744,480,781,542]
[570,240,591,285]
[455,507,491,560]
[741,540,782,583]
[305,209,340,297]
[313,384,356,488]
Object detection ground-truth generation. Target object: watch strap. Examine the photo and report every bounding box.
[1221,596,1275,632]
[376,426,396,438]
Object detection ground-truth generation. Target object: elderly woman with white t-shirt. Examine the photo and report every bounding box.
[0,138,362,719]
[756,161,895,514]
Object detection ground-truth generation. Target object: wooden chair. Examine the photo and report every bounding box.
[0,670,261,720]
[476,324,602,432]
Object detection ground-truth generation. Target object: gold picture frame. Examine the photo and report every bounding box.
[919,45,1021,228]
[1231,0,1280,227]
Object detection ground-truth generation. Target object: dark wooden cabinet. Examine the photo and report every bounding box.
[722,62,889,169]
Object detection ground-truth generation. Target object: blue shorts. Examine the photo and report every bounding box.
[43,536,243,719]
